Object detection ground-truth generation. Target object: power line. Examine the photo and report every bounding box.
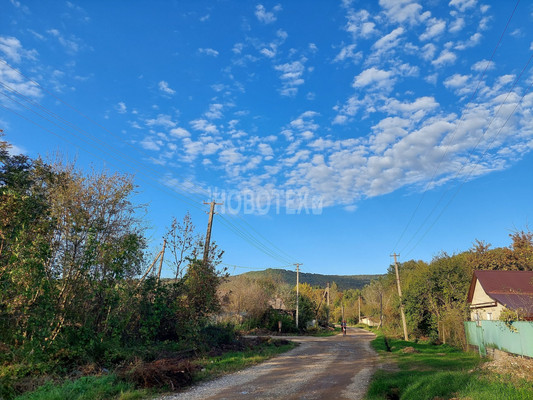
[403,70,533,257]
[0,66,297,266]
[399,51,533,255]
[391,0,522,254]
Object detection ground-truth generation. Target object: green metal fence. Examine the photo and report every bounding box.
[464,321,533,357]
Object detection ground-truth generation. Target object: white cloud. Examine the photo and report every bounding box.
[182,138,203,161]
[232,43,244,54]
[379,0,426,25]
[47,29,80,53]
[158,80,176,95]
[274,59,306,96]
[219,147,244,165]
[203,142,221,155]
[449,0,477,12]
[258,143,274,157]
[344,9,376,39]
[290,111,319,133]
[420,18,446,41]
[170,127,190,138]
[260,46,276,58]
[255,4,282,24]
[381,96,439,118]
[455,32,482,50]
[471,59,495,72]
[198,48,219,57]
[0,62,41,98]
[116,102,127,114]
[140,137,161,151]
[333,44,362,63]
[444,73,470,89]
[190,118,218,134]
[333,114,348,125]
[145,114,177,129]
[205,103,224,119]
[353,67,394,89]
[0,36,37,63]
[421,43,436,61]
[432,49,457,67]
[373,27,405,54]
[449,17,465,33]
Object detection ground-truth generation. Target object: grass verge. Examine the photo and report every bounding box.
[12,374,148,400]
[8,338,296,400]
[365,331,533,400]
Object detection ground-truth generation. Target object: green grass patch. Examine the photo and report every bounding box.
[193,339,296,383]
[305,326,341,337]
[12,374,148,400]
[365,332,533,399]
[8,339,296,400]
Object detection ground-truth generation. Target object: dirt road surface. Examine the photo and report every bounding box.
[160,327,378,400]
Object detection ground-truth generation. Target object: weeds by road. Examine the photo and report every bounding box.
[8,338,295,400]
[365,330,533,400]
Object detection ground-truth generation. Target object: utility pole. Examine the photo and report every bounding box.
[156,239,166,284]
[326,282,330,325]
[294,263,302,329]
[358,295,361,323]
[391,253,409,341]
[203,200,223,265]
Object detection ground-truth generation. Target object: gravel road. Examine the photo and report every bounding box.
[159,327,378,400]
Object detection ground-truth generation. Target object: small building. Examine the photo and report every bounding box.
[467,270,533,321]
[360,316,379,327]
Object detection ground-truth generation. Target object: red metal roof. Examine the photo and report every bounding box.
[467,270,533,318]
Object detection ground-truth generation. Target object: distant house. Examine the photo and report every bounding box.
[467,270,533,321]
[360,316,379,327]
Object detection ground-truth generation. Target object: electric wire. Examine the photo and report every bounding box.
[0,88,207,211]
[0,59,208,200]
[0,59,300,265]
[398,51,533,255]
[0,80,206,203]
[403,69,533,257]
[0,69,297,266]
[1,96,295,264]
[391,0,521,254]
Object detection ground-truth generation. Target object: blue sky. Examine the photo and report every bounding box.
[1,0,533,277]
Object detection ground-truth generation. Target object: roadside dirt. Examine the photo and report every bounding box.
[159,327,378,400]
[481,352,533,383]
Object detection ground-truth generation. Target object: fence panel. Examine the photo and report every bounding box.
[464,321,533,357]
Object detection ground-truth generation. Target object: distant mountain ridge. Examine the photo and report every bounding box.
[233,268,382,291]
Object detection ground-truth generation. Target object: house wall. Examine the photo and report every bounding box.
[470,304,506,321]
[361,317,378,327]
[470,279,506,321]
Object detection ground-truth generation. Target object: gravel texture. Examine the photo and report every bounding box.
[159,327,378,400]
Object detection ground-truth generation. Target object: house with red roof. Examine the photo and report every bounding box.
[467,270,533,321]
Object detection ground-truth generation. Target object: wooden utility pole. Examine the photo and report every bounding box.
[358,295,361,323]
[203,200,223,265]
[326,282,330,325]
[138,240,166,287]
[294,263,302,329]
[156,239,166,284]
[391,253,409,341]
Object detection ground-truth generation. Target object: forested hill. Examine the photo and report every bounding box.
[233,268,382,291]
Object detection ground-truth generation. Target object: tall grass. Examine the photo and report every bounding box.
[12,375,147,400]
[365,332,533,399]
